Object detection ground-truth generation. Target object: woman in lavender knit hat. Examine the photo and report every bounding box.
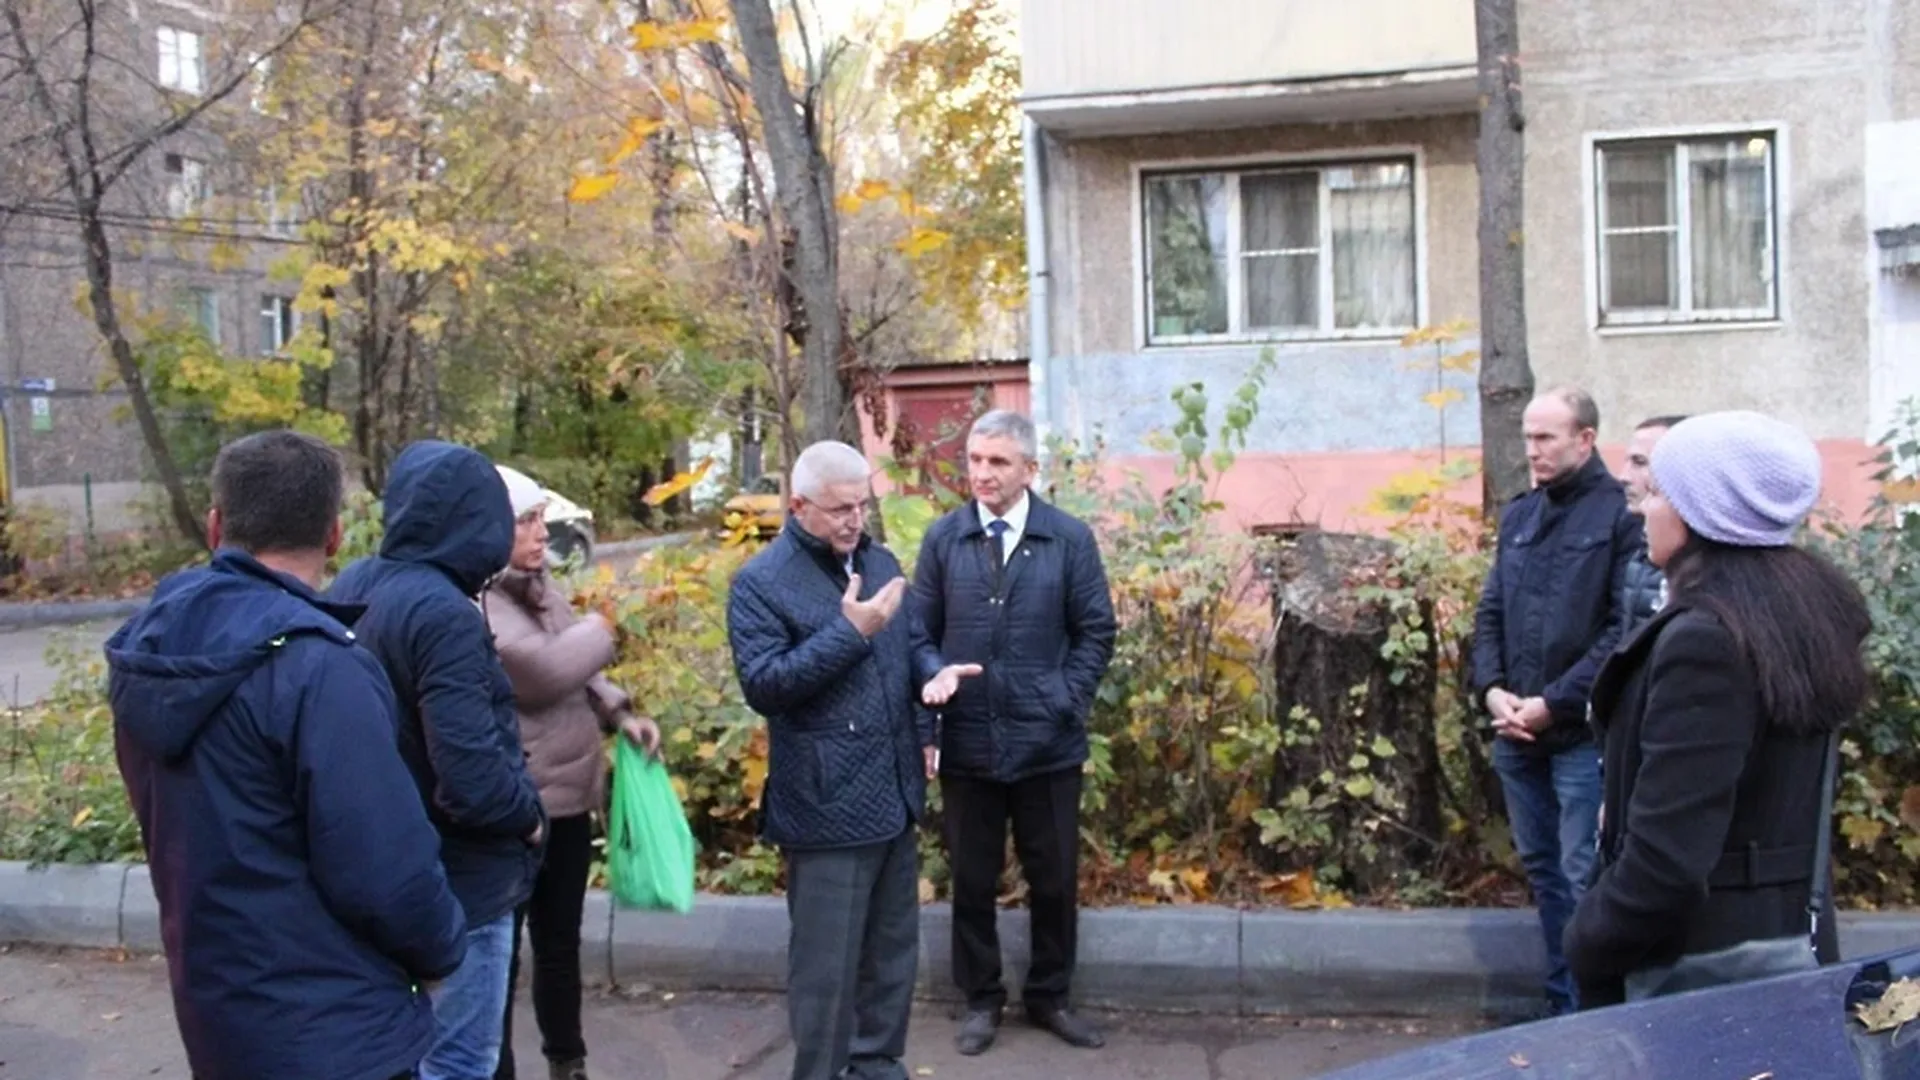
[1563,411,1871,1008]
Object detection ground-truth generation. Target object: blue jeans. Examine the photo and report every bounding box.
[1493,739,1602,1014]
[421,913,517,1080]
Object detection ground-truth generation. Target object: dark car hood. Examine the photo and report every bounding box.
[1316,944,1920,1079]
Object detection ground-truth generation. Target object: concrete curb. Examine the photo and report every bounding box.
[0,597,146,630]
[0,862,128,948]
[6,861,1916,1020]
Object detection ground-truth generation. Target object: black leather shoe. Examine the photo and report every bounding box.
[1028,1005,1105,1049]
[955,1007,1002,1055]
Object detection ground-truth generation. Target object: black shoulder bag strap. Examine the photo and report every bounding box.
[1806,731,1840,949]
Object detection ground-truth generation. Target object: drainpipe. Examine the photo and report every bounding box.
[1022,114,1054,469]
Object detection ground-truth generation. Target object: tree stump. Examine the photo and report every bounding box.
[1260,531,1444,894]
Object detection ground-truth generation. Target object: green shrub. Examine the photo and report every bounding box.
[18,391,1920,918]
[0,638,143,865]
[1810,399,1920,907]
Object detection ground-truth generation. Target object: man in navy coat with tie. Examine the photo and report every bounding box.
[910,410,1117,1056]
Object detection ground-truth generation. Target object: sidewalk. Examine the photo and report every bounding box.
[0,945,1467,1080]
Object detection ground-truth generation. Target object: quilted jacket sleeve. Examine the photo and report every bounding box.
[1060,520,1116,710]
[907,527,952,747]
[728,564,873,718]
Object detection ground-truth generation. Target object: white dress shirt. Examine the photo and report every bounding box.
[977,491,1031,564]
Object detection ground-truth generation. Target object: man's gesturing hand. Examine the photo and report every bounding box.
[841,573,906,638]
[921,663,984,706]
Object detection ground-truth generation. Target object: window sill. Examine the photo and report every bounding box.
[1144,330,1413,350]
[1594,319,1784,338]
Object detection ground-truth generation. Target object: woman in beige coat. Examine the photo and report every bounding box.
[485,467,659,1080]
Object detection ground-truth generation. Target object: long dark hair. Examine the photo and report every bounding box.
[1664,538,1871,736]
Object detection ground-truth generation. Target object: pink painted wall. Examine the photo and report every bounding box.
[1087,439,1883,536]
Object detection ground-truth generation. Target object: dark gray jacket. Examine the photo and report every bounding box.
[1622,546,1666,630]
[726,519,944,850]
[910,494,1116,783]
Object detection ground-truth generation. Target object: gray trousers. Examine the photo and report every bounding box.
[785,828,919,1080]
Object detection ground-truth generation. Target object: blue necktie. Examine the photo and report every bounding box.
[986,519,1009,563]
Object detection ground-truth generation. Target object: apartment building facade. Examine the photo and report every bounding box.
[0,0,298,534]
[1019,0,1920,529]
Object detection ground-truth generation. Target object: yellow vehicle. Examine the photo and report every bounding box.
[722,474,784,538]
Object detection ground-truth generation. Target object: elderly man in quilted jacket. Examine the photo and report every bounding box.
[726,440,979,1080]
[911,410,1117,1056]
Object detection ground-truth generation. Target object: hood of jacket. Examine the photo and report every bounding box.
[105,550,361,764]
[379,440,514,596]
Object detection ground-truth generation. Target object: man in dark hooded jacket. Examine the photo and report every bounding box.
[332,440,547,1080]
[109,429,468,1080]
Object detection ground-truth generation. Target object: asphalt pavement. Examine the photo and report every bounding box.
[0,945,1471,1080]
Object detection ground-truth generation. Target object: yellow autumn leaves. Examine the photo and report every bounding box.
[563,17,720,204]
[561,16,952,262]
[566,117,671,203]
[837,178,952,258]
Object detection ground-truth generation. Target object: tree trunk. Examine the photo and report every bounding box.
[346,0,388,492]
[1474,0,1534,515]
[78,210,207,547]
[732,0,852,449]
[1262,533,1442,894]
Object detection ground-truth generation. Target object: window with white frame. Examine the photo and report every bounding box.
[177,288,220,344]
[260,295,297,352]
[1142,157,1417,343]
[157,28,203,94]
[1594,132,1779,326]
[259,184,297,237]
[164,153,209,217]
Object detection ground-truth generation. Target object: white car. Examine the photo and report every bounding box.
[496,465,596,566]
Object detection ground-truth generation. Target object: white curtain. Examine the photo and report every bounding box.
[1329,163,1415,328]
[1689,140,1771,311]
[1603,146,1677,310]
[1242,172,1319,329]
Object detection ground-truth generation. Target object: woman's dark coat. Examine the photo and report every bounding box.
[1564,604,1841,1008]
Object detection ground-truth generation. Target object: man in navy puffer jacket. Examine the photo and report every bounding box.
[332,440,547,1080]
[109,430,468,1080]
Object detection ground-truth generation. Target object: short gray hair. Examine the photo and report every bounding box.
[789,440,872,500]
[968,409,1037,462]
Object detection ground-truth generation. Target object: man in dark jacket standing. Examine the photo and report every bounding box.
[727,439,976,1080]
[911,410,1117,1055]
[109,430,468,1080]
[1472,387,1639,1016]
[333,440,548,1080]
[1619,414,1686,627]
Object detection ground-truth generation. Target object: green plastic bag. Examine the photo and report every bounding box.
[607,738,697,913]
